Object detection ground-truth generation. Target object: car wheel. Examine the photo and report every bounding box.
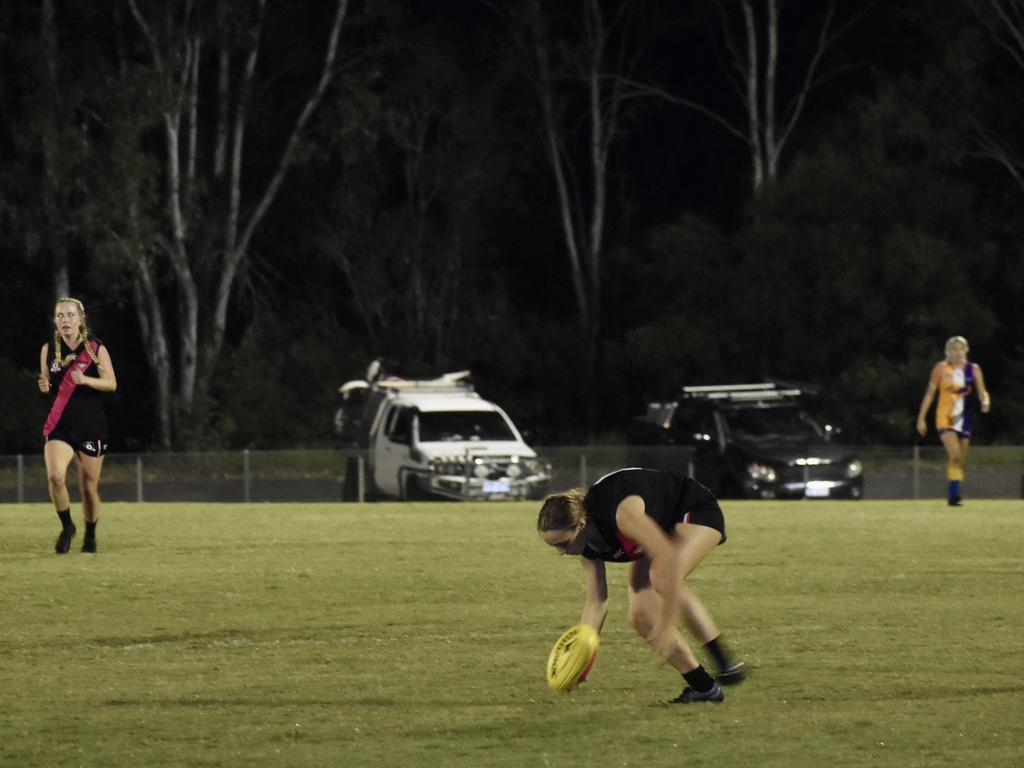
[404,474,431,501]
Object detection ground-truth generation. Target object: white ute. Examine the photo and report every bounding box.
[338,366,551,501]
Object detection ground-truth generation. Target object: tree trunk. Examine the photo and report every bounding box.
[203,0,348,392]
[40,0,69,301]
[131,254,173,449]
[125,0,349,444]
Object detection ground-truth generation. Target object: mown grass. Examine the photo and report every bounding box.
[1,500,1022,768]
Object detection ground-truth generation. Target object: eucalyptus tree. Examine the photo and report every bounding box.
[112,0,350,445]
[482,0,648,436]
[629,0,874,196]
[973,0,1024,188]
[2,0,110,301]
[315,11,519,371]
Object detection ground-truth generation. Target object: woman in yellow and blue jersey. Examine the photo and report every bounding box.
[916,336,991,506]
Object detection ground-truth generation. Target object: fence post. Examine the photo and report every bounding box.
[136,456,144,503]
[243,449,251,503]
[357,455,365,503]
[16,454,24,504]
[912,444,920,500]
[579,453,587,487]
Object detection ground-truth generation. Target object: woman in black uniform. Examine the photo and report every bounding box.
[538,468,744,703]
[38,298,117,554]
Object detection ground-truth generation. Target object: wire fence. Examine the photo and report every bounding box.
[1,445,1022,503]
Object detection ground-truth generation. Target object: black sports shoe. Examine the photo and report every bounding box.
[82,537,97,553]
[670,682,724,704]
[948,496,963,507]
[55,525,77,555]
[717,661,747,686]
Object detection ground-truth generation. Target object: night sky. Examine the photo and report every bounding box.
[1,0,1022,450]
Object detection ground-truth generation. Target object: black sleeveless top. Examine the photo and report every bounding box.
[582,468,703,563]
[44,338,109,440]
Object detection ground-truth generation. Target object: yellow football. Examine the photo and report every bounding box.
[546,624,599,692]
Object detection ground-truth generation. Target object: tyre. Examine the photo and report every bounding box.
[403,473,432,501]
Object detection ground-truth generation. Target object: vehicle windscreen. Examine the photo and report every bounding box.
[417,411,517,442]
[723,405,822,441]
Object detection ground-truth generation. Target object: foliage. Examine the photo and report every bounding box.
[209,313,368,449]
[2,2,1024,447]
[0,359,47,454]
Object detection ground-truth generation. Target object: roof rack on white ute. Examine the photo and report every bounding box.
[681,382,803,401]
[375,370,473,392]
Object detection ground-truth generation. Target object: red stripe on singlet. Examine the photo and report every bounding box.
[615,532,645,560]
[42,341,98,438]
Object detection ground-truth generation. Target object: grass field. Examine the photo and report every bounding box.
[1,500,1022,768]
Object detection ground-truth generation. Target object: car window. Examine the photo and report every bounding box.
[722,406,822,440]
[671,405,713,440]
[417,411,516,442]
[389,407,413,445]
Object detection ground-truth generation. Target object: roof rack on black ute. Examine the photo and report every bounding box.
[680,383,803,402]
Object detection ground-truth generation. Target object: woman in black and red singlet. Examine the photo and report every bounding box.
[538,468,744,704]
[38,297,117,554]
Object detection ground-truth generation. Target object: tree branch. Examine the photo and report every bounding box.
[614,78,750,144]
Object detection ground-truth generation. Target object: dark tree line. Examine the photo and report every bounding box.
[2,0,1023,453]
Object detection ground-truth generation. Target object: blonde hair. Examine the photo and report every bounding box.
[53,297,101,370]
[944,335,969,360]
[537,488,587,532]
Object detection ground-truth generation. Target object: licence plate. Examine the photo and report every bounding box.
[483,480,511,494]
[805,481,830,498]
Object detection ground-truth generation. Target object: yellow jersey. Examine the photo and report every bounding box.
[930,361,977,435]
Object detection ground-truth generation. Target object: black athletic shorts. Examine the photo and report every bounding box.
[44,431,109,458]
[675,478,727,543]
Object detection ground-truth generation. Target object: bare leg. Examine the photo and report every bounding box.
[628,523,724,673]
[940,431,965,502]
[939,431,963,473]
[77,454,104,523]
[45,441,77,553]
[44,440,75,512]
[673,523,724,643]
[627,560,702,673]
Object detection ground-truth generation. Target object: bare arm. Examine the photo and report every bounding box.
[916,364,942,435]
[974,364,991,413]
[38,344,51,393]
[579,557,609,632]
[71,345,118,392]
[614,495,681,636]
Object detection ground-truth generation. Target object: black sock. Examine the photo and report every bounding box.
[57,509,73,531]
[705,635,733,671]
[85,522,97,540]
[682,665,716,693]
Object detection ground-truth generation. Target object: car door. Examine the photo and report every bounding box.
[372,405,413,497]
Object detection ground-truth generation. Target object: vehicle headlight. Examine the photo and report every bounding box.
[506,463,523,479]
[746,462,776,482]
[846,459,863,478]
[432,457,468,476]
